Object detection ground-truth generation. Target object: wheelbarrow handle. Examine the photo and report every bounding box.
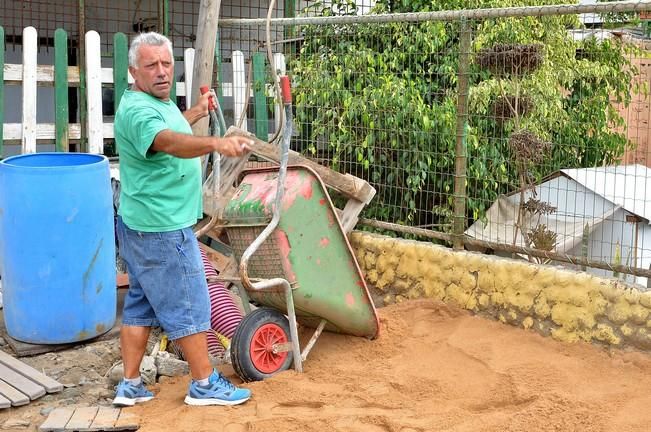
[199,85,217,111]
[279,76,292,105]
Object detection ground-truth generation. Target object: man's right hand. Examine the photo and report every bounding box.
[214,136,254,157]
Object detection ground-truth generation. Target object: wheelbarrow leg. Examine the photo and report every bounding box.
[301,319,327,362]
[284,285,303,373]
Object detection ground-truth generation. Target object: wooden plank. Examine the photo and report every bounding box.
[113,409,139,430]
[39,407,74,431]
[0,394,10,409]
[5,64,80,85]
[3,64,235,96]
[225,126,376,204]
[233,51,247,131]
[0,350,63,393]
[22,26,38,154]
[273,53,286,133]
[0,379,29,406]
[0,361,45,400]
[65,406,98,431]
[340,198,367,234]
[86,30,103,154]
[2,122,116,142]
[88,407,120,431]
[198,241,236,275]
[190,0,219,136]
[54,29,69,153]
[0,25,4,158]
[253,53,268,140]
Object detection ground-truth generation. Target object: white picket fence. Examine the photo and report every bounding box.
[2,26,287,155]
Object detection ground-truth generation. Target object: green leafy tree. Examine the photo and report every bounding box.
[292,0,639,227]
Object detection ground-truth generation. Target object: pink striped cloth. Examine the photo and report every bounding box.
[201,247,243,357]
[171,247,244,359]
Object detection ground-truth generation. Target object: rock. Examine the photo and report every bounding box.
[2,418,30,430]
[0,337,7,347]
[140,355,157,385]
[61,387,82,399]
[158,375,173,384]
[108,363,124,385]
[108,356,157,385]
[40,407,55,417]
[155,356,189,377]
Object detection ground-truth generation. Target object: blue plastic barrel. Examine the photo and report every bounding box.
[0,153,116,344]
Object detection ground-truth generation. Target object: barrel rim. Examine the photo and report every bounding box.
[0,152,108,170]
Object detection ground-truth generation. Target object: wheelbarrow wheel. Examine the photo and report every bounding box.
[231,307,294,382]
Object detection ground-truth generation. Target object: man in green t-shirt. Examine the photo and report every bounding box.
[113,32,253,407]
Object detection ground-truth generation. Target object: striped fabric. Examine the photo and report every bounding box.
[201,248,243,357]
[172,247,244,359]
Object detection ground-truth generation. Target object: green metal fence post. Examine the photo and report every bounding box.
[453,19,471,250]
[252,52,268,141]
[54,29,69,152]
[0,26,4,158]
[113,33,128,111]
[113,32,128,155]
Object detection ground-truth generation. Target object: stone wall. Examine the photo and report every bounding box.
[350,231,651,350]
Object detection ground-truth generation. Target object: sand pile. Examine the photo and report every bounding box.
[131,299,651,431]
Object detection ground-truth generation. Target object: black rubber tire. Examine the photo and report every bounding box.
[231,307,294,382]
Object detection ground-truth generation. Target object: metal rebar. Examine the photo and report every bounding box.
[453,19,470,250]
[220,1,651,26]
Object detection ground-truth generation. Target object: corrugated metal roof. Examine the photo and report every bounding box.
[561,164,651,222]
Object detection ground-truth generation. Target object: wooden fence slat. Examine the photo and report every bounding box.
[54,29,69,153]
[184,48,195,107]
[253,52,268,140]
[233,50,247,131]
[85,30,103,154]
[273,53,286,133]
[215,34,225,135]
[21,26,38,154]
[0,394,10,409]
[0,25,4,158]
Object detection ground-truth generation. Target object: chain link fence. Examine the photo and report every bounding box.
[221,1,651,286]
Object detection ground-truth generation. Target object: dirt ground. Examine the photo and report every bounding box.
[128,299,651,432]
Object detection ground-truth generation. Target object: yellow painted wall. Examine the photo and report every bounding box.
[350,232,651,350]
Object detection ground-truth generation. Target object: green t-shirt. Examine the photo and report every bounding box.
[115,90,202,232]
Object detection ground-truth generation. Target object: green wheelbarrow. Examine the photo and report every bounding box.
[222,78,379,382]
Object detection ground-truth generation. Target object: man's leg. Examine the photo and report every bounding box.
[120,325,151,378]
[176,332,212,379]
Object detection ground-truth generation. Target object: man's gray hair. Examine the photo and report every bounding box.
[128,32,174,68]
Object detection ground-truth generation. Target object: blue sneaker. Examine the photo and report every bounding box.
[112,379,154,407]
[184,370,251,406]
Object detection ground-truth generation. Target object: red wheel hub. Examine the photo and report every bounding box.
[250,323,289,374]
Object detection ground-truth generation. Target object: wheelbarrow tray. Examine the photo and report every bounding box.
[223,165,379,339]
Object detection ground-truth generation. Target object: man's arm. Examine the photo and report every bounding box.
[182,91,211,125]
[151,130,253,159]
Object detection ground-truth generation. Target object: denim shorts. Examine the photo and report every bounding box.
[116,217,211,340]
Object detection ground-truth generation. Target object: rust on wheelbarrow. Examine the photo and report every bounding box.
[223,165,380,339]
